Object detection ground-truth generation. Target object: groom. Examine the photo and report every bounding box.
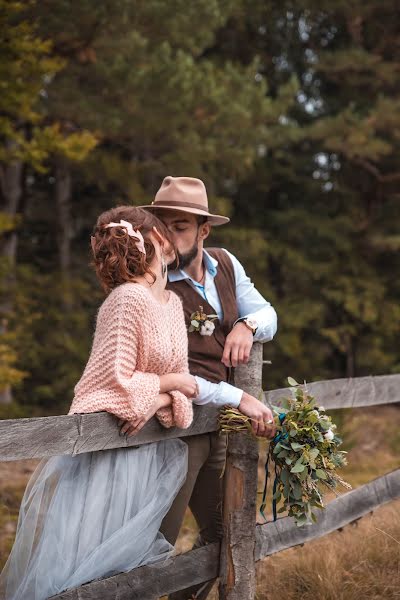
[141,176,277,599]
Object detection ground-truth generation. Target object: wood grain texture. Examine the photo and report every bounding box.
[219,343,263,600]
[255,468,400,560]
[50,542,220,600]
[265,374,400,410]
[1,373,399,462]
[0,404,219,462]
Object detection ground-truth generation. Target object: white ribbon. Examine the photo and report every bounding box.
[105,219,146,255]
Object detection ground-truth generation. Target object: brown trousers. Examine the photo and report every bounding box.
[160,432,226,600]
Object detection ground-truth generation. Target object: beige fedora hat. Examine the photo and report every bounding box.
[140,176,230,226]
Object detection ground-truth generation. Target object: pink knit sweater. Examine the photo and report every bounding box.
[68,283,193,429]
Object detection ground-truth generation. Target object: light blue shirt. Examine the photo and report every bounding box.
[168,248,278,408]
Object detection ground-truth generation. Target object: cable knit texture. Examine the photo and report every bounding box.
[68,283,193,429]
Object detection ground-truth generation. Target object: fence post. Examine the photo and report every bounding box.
[219,342,263,600]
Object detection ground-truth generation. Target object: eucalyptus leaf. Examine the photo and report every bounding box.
[291,463,305,473]
[287,376,299,387]
[291,442,304,451]
[315,469,327,480]
[273,443,282,455]
[292,483,303,500]
[281,469,289,486]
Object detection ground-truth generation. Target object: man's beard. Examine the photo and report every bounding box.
[169,242,199,271]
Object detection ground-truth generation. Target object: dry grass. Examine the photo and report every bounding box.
[256,500,400,600]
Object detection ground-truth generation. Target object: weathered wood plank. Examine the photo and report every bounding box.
[255,468,400,560]
[1,373,399,462]
[50,542,220,600]
[219,343,263,600]
[265,373,400,410]
[0,404,219,462]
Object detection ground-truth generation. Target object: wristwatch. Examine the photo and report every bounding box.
[238,317,258,335]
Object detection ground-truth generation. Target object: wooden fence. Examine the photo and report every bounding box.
[0,343,399,600]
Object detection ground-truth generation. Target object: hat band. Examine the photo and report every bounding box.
[152,199,209,212]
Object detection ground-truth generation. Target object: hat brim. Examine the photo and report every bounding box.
[139,204,230,226]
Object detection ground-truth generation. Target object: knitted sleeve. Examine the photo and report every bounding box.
[155,294,193,429]
[69,286,160,421]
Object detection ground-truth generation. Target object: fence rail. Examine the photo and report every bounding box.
[1,347,399,599]
[1,373,399,462]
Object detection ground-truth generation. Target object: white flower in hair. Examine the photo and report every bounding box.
[200,320,215,336]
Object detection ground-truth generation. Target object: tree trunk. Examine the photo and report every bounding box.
[0,157,23,404]
[55,160,73,277]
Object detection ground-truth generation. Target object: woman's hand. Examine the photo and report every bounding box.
[173,373,199,398]
[159,373,199,398]
[118,392,173,437]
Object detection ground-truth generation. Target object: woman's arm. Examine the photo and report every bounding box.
[159,373,198,397]
[70,287,164,422]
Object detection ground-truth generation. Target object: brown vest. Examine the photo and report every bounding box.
[167,248,238,384]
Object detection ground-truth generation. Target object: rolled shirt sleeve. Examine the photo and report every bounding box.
[193,376,243,408]
[222,249,278,343]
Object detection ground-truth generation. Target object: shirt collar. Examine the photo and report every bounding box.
[168,249,218,283]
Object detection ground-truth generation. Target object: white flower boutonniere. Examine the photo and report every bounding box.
[188,306,218,336]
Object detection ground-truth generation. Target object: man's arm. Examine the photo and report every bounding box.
[193,376,276,438]
[193,376,242,408]
[225,248,278,342]
[221,249,277,367]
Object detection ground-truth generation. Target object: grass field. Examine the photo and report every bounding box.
[1,405,399,599]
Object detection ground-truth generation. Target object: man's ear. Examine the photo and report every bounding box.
[198,222,211,241]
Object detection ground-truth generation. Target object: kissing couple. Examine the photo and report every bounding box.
[0,176,277,600]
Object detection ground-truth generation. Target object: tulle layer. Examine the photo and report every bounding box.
[0,440,188,600]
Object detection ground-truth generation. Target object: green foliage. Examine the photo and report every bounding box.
[0,0,97,167]
[214,0,400,387]
[220,378,351,526]
[269,379,350,526]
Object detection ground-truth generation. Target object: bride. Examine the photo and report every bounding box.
[0,206,197,599]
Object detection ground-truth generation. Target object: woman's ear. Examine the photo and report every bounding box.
[152,226,164,245]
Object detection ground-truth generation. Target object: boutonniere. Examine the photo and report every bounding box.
[188,305,218,336]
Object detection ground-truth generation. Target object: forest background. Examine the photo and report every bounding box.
[1,0,399,417]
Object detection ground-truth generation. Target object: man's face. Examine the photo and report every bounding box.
[155,210,209,270]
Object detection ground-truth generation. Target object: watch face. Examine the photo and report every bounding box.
[246,318,258,330]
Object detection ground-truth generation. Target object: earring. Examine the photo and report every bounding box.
[161,252,167,277]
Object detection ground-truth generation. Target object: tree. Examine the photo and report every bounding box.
[0,0,96,403]
[211,0,400,386]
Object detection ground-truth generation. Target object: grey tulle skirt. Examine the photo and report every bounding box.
[0,440,188,599]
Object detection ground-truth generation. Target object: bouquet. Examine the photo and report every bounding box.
[219,377,351,527]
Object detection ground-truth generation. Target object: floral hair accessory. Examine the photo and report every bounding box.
[188,305,218,336]
[104,219,146,255]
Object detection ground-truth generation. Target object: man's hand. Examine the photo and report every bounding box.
[221,322,254,368]
[238,392,276,439]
